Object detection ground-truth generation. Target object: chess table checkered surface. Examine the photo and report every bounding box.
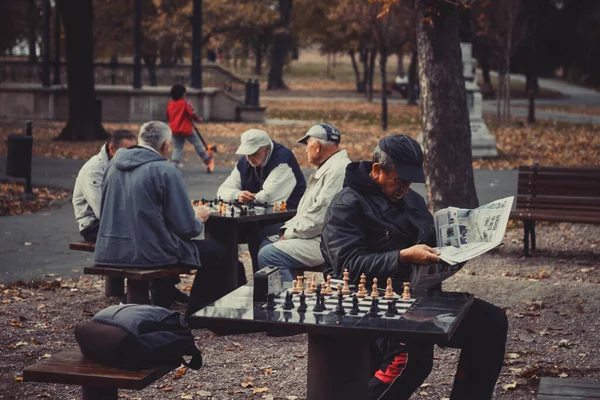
[261,288,416,319]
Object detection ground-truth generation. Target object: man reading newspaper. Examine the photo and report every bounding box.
[321,134,508,400]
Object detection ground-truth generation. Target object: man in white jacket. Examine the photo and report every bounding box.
[257,124,351,282]
[72,130,137,243]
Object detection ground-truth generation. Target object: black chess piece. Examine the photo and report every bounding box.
[230,206,234,217]
[367,297,379,317]
[334,291,345,316]
[283,291,294,310]
[313,284,325,312]
[385,300,398,317]
[266,293,276,310]
[297,290,307,313]
[349,294,360,315]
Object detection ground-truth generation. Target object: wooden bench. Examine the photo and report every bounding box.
[510,165,600,256]
[85,265,194,304]
[537,377,600,399]
[23,348,177,400]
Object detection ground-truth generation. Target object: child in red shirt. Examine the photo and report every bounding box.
[167,84,214,172]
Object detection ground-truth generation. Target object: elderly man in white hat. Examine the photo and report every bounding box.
[217,128,306,271]
[257,123,351,282]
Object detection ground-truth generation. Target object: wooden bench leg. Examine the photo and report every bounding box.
[83,386,117,400]
[523,220,533,257]
[104,277,125,298]
[531,220,536,252]
[127,280,150,304]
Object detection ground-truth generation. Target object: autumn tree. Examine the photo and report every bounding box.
[415,0,478,210]
[56,0,107,141]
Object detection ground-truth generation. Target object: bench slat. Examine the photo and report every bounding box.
[510,211,600,224]
[69,242,96,252]
[23,348,176,390]
[84,266,193,280]
[538,377,600,398]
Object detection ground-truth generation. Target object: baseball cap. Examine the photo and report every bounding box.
[297,123,341,144]
[235,129,271,155]
[378,134,425,183]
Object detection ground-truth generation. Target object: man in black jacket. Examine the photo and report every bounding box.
[321,134,508,400]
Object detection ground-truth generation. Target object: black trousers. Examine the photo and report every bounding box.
[80,220,100,243]
[367,298,508,400]
[185,239,227,319]
[246,222,284,273]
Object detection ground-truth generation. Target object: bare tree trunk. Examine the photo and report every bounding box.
[407,47,418,105]
[255,34,263,75]
[380,49,388,131]
[55,0,107,141]
[267,0,292,90]
[415,0,478,210]
[326,52,331,78]
[367,48,376,102]
[396,49,405,77]
[349,51,363,93]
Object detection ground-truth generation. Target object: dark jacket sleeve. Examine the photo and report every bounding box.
[160,165,203,239]
[321,202,412,284]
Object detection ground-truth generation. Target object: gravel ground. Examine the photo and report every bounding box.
[1,222,599,400]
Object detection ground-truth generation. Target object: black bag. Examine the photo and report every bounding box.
[75,304,202,370]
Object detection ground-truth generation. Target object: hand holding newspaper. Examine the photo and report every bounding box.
[410,196,514,291]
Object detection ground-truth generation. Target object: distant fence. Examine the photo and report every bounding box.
[0,60,246,97]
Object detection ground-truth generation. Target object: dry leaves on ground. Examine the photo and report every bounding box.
[536,105,600,117]
[0,182,70,216]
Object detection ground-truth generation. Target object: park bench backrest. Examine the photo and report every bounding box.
[516,165,600,214]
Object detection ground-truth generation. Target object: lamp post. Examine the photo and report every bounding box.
[132,0,142,89]
[191,0,203,89]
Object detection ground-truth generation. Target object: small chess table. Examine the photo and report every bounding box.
[202,208,296,294]
[189,284,474,400]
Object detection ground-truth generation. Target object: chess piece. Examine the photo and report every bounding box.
[384,278,394,300]
[349,294,360,315]
[385,300,398,317]
[297,291,307,312]
[283,292,294,310]
[291,280,299,294]
[297,275,304,293]
[367,297,379,317]
[402,282,411,300]
[306,277,315,295]
[311,275,317,292]
[325,275,333,295]
[273,202,278,211]
[266,293,276,310]
[342,269,351,295]
[334,290,345,315]
[371,278,379,297]
[230,206,235,217]
[313,285,325,312]
[356,283,366,298]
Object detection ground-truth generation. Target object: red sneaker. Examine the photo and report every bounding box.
[205,156,215,173]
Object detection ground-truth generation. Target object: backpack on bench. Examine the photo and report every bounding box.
[75,304,202,370]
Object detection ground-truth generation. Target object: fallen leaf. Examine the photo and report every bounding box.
[36,393,51,398]
[252,387,269,394]
[518,333,535,343]
[420,383,430,388]
[41,353,52,359]
[559,372,568,378]
[25,242,32,246]
[506,353,520,359]
[503,381,517,391]
[196,390,212,397]
[263,367,273,375]
[173,366,187,380]
[181,394,193,399]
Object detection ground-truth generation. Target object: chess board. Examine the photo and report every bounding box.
[261,288,416,320]
[192,199,288,218]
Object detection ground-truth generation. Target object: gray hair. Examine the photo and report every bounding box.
[310,137,338,148]
[372,145,395,172]
[138,121,172,150]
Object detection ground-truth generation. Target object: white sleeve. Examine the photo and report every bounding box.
[216,166,242,202]
[80,166,104,218]
[254,163,297,205]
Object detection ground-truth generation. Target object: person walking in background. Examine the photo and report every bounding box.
[167,84,215,172]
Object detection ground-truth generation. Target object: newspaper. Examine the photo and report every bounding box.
[410,196,514,291]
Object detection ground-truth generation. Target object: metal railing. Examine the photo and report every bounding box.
[0,60,246,97]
